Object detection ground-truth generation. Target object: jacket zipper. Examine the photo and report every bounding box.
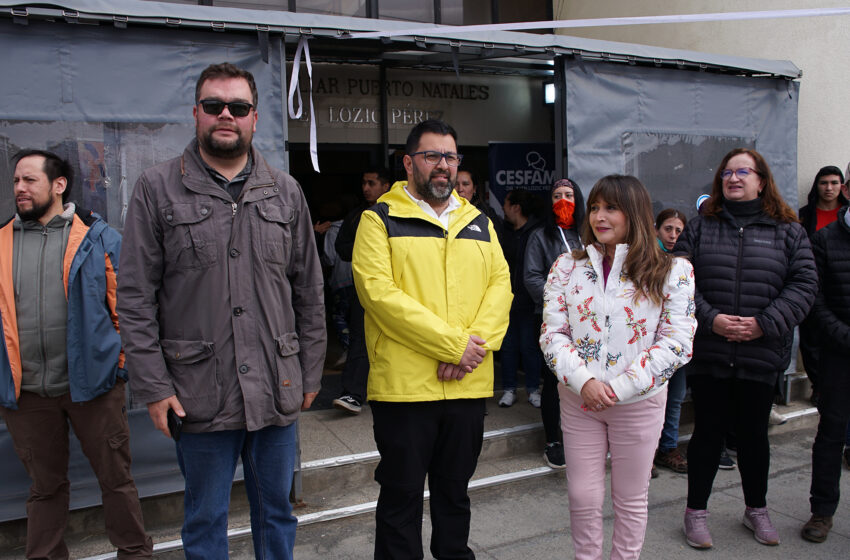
[39,227,49,395]
[730,226,745,367]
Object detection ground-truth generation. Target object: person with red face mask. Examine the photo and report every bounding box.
[523,178,585,468]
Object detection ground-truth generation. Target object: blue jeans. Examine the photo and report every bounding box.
[500,309,542,392]
[658,365,687,452]
[176,423,298,559]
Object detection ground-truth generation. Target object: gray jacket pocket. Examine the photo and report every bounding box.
[160,338,220,422]
[272,332,303,414]
[256,200,295,265]
[161,203,218,269]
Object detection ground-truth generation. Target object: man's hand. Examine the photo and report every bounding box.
[313,220,331,234]
[147,395,185,438]
[458,335,487,373]
[437,362,468,381]
[302,391,319,410]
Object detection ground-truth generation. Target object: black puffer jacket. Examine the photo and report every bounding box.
[523,225,581,315]
[675,208,817,378]
[810,206,850,351]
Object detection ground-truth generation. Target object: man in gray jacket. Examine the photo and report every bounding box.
[117,63,326,559]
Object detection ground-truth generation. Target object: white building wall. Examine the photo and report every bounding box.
[554,0,850,200]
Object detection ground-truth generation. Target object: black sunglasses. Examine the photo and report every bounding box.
[198,99,254,118]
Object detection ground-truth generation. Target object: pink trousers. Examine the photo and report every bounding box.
[559,385,667,560]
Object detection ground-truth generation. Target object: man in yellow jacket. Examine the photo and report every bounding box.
[352,120,512,559]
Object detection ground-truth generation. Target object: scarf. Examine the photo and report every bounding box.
[553,198,575,229]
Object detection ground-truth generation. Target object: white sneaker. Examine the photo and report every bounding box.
[528,390,541,408]
[768,405,787,426]
[498,389,516,407]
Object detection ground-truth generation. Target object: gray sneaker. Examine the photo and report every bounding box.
[684,508,712,549]
[743,506,780,545]
[528,390,542,408]
[498,389,516,407]
[769,405,787,426]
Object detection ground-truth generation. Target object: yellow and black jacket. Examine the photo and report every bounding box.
[352,182,512,402]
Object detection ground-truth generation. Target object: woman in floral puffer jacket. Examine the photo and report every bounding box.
[540,175,696,560]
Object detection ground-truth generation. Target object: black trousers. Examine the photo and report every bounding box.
[686,375,775,510]
[541,362,562,443]
[340,287,369,402]
[799,319,821,392]
[371,399,485,560]
[535,314,561,444]
[810,349,850,516]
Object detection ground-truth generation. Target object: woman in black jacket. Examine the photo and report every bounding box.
[676,148,818,549]
[522,178,584,468]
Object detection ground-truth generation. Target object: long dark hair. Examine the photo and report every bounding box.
[701,148,798,223]
[576,175,673,305]
[543,178,585,241]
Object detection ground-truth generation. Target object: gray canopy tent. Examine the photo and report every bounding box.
[0,0,800,521]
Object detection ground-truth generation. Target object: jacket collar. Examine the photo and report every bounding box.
[382,181,481,233]
[717,205,777,228]
[180,139,275,199]
[14,202,77,230]
[586,243,628,278]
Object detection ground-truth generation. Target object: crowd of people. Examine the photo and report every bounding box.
[310,141,848,557]
[1,60,848,560]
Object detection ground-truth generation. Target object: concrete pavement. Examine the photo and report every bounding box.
[168,426,849,559]
[1,387,839,559]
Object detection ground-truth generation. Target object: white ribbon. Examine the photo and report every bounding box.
[288,35,319,172]
[349,8,850,39]
[558,226,570,252]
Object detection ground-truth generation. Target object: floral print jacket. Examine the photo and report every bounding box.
[539,243,696,404]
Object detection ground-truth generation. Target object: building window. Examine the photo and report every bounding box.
[377,0,434,23]
[142,0,550,25]
[441,0,492,25]
[295,0,368,17]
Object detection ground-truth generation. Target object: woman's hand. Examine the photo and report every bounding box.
[712,313,741,339]
[712,313,763,342]
[580,378,618,412]
[727,316,764,342]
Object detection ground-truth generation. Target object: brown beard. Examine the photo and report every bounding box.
[412,166,454,204]
[198,126,251,159]
[17,196,54,222]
